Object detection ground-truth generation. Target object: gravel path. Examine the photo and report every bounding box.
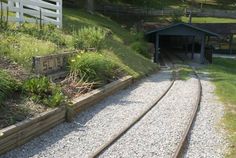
[100,76,199,158]
[1,70,173,158]
[183,70,228,158]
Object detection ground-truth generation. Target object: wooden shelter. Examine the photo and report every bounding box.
[145,23,219,64]
[193,23,236,54]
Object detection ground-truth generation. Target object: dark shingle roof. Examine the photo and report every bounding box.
[145,23,219,37]
[144,23,236,35]
[192,23,236,35]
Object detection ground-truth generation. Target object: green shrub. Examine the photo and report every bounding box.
[73,27,107,50]
[0,70,19,105]
[131,41,152,59]
[23,77,64,108]
[69,52,123,85]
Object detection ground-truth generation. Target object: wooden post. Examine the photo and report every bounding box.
[19,0,24,23]
[39,9,42,30]
[154,34,160,63]
[87,0,94,14]
[56,0,62,28]
[191,36,195,59]
[0,0,3,26]
[229,34,233,54]
[185,37,188,56]
[200,35,205,64]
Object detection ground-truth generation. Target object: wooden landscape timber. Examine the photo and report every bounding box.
[67,75,133,121]
[0,75,133,155]
[0,107,66,155]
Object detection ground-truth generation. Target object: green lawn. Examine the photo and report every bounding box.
[202,58,236,158]
[181,16,236,23]
[111,0,236,10]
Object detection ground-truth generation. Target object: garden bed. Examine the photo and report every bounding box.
[0,75,133,155]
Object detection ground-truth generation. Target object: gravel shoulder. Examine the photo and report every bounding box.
[1,70,172,158]
[100,76,199,158]
[183,70,228,158]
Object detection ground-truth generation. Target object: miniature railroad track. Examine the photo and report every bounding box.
[89,52,202,158]
[169,52,202,158]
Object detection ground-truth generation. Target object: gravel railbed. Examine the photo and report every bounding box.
[1,70,173,158]
[183,70,228,158]
[100,76,199,158]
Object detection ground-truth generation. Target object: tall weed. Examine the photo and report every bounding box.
[69,51,123,86]
[73,27,107,50]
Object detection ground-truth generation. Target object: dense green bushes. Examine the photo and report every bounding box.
[73,27,107,50]
[23,77,64,108]
[0,70,19,105]
[69,52,123,85]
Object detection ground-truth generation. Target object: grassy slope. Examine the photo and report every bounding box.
[202,58,236,158]
[63,8,157,78]
[0,8,157,78]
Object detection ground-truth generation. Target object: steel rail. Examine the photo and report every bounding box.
[170,53,202,158]
[89,54,177,158]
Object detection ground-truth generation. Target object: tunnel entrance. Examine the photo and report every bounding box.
[146,23,219,64]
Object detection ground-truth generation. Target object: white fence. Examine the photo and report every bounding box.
[0,0,62,28]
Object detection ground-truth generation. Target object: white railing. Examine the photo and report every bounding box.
[0,0,62,28]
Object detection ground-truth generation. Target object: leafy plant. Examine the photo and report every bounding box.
[69,51,123,85]
[0,70,19,105]
[23,77,64,108]
[72,26,107,50]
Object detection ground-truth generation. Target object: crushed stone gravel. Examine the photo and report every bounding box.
[100,77,199,158]
[183,70,228,158]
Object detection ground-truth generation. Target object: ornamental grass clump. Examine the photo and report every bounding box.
[0,70,19,105]
[69,51,123,86]
[72,27,107,50]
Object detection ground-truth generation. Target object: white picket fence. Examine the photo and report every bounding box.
[0,0,62,28]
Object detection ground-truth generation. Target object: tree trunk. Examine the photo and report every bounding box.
[87,0,94,14]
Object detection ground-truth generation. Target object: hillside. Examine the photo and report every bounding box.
[0,8,158,128]
[0,8,157,79]
[63,8,158,78]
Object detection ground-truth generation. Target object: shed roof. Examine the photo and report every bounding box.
[145,23,219,37]
[192,23,236,35]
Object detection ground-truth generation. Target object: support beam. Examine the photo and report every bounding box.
[200,35,205,64]
[185,37,188,56]
[154,34,160,63]
[191,36,195,59]
[229,34,233,54]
